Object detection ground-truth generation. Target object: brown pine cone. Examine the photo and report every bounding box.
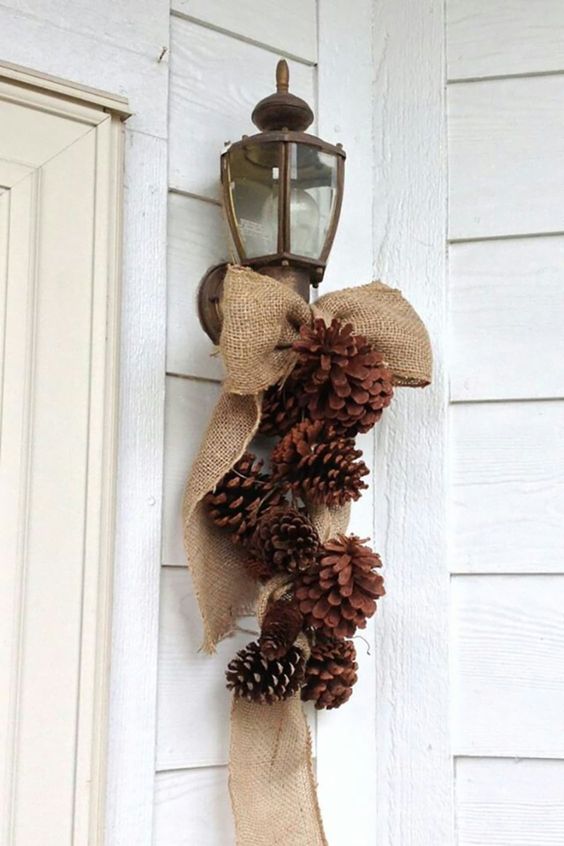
[243,555,274,582]
[203,452,284,543]
[226,641,305,704]
[301,634,358,710]
[252,506,320,575]
[295,534,385,637]
[259,594,303,659]
[292,318,394,435]
[271,420,369,508]
[258,381,303,437]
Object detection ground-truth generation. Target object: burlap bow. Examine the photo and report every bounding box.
[182,266,431,845]
[183,265,431,651]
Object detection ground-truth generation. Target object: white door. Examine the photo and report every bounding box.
[0,66,127,845]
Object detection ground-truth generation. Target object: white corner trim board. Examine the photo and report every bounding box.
[0,64,127,845]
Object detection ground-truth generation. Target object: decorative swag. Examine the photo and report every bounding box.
[183,265,432,845]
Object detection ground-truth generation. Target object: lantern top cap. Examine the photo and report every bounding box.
[251,59,314,133]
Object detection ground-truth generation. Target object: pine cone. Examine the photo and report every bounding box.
[271,420,369,507]
[203,453,284,543]
[302,634,358,710]
[295,534,385,637]
[243,555,274,582]
[259,594,303,659]
[252,506,320,575]
[293,318,394,435]
[226,641,305,704]
[258,381,303,437]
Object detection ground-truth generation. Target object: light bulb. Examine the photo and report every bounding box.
[289,187,319,256]
[261,187,320,258]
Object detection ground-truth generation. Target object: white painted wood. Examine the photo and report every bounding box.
[0,0,169,60]
[154,767,235,846]
[0,5,169,137]
[373,1,453,844]
[314,4,378,843]
[0,74,125,845]
[447,0,564,80]
[167,193,228,380]
[0,59,130,115]
[162,376,221,567]
[455,757,564,846]
[169,17,316,199]
[156,567,250,770]
[449,237,564,402]
[448,75,564,240]
[452,574,564,757]
[451,400,564,574]
[171,0,317,63]
[318,0,375,289]
[106,129,168,846]
[0,95,97,163]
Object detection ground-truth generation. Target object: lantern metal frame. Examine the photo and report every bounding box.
[221,130,346,285]
[197,59,346,343]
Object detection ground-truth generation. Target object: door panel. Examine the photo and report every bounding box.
[0,70,125,845]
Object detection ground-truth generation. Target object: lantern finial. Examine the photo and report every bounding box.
[276,59,289,93]
[252,59,314,132]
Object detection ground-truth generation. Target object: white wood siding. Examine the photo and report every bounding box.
[372,2,453,843]
[447,2,564,841]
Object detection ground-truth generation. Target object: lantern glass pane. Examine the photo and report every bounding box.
[288,144,338,259]
[225,142,282,258]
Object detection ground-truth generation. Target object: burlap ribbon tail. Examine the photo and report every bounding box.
[182,266,432,845]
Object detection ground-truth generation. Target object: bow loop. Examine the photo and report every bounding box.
[221,267,310,395]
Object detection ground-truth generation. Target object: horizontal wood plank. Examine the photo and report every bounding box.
[169,17,315,198]
[171,0,317,63]
[167,193,228,380]
[449,237,564,401]
[456,757,564,846]
[162,375,220,567]
[450,400,564,573]
[154,767,235,845]
[447,0,564,80]
[452,575,564,757]
[448,75,564,240]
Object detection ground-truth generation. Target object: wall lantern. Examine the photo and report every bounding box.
[198,59,346,342]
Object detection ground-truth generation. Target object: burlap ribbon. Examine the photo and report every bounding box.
[182,265,432,844]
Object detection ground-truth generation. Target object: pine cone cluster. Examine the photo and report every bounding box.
[258,382,302,437]
[203,453,283,543]
[226,641,305,704]
[293,318,394,435]
[302,635,358,710]
[295,534,385,638]
[259,594,303,659]
[212,320,390,708]
[252,506,320,575]
[271,420,369,507]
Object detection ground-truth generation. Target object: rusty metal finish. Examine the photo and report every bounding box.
[252,59,314,132]
[197,60,345,343]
